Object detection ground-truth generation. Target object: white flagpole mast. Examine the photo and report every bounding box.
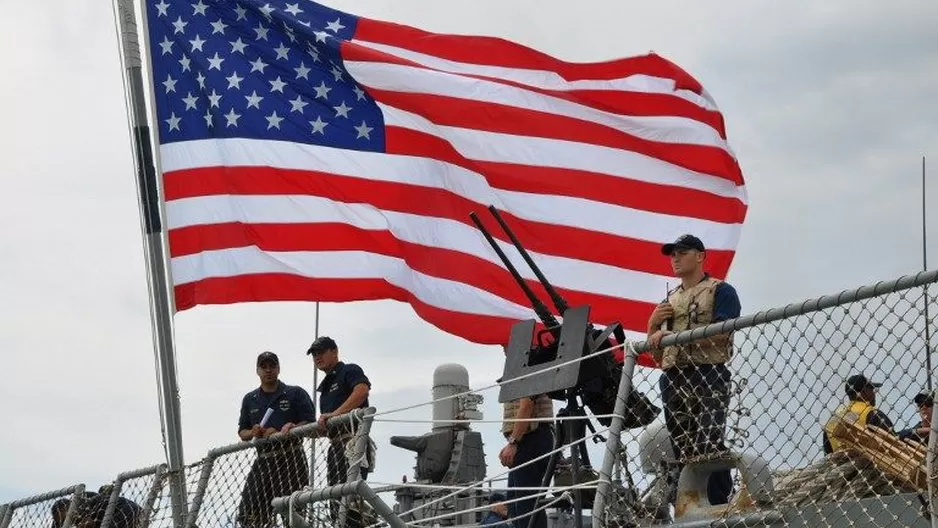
[114,1,187,526]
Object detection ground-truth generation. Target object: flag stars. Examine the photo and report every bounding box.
[249,57,268,73]
[189,34,206,52]
[158,36,174,55]
[224,108,241,127]
[284,3,303,16]
[203,109,214,128]
[294,62,310,80]
[195,71,206,90]
[265,111,284,130]
[325,18,345,33]
[207,52,225,70]
[307,45,320,63]
[165,112,181,131]
[210,19,228,35]
[309,116,327,134]
[254,23,269,41]
[313,81,331,100]
[154,0,170,17]
[354,121,373,140]
[230,38,247,54]
[171,16,188,35]
[289,95,308,113]
[233,5,247,21]
[329,65,343,81]
[207,89,222,108]
[182,92,199,110]
[245,91,264,109]
[162,74,178,93]
[313,31,329,43]
[192,0,208,16]
[178,54,191,72]
[353,85,366,101]
[225,71,244,89]
[269,76,287,93]
[259,3,276,19]
[333,101,351,118]
[274,43,290,61]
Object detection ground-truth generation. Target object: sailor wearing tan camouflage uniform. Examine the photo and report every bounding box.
[647,234,741,506]
[499,392,554,528]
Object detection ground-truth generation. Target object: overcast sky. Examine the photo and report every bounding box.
[2,0,937,510]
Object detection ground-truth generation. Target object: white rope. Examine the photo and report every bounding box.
[370,338,627,418]
[406,482,595,526]
[372,414,618,424]
[366,481,600,492]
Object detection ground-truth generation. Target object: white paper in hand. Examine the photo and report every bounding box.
[259,408,274,428]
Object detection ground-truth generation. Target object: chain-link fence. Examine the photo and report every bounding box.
[0,485,86,528]
[597,269,938,528]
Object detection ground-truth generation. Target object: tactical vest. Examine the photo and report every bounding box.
[823,400,875,452]
[501,394,554,435]
[657,277,731,370]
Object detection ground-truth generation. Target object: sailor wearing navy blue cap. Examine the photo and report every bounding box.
[235,351,315,528]
[823,374,895,454]
[307,336,373,527]
[646,234,742,507]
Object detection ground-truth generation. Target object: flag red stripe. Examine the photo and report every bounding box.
[385,127,746,224]
[173,274,658,367]
[341,43,727,138]
[353,19,705,93]
[163,166,736,277]
[168,221,658,329]
[371,90,741,185]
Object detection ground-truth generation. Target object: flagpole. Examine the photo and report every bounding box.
[924,155,933,391]
[114,1,187,526]
[309,302,320,525]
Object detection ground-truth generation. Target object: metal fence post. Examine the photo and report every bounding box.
[185,456,218,528]
[140,465,169,528]
[0,504,11,528]
[592,344,638,528]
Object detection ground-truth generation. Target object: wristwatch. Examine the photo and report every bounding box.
[508,436,520,445]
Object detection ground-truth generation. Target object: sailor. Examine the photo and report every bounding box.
[235,351,315,528]
[499,388,554,528]
[308,336,373,527]
[823,374,895,454]
[646,234,741,506]
[898,389,932,445]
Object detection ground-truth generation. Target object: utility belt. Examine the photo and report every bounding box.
[503,422,552,441]
[256,443,305,460]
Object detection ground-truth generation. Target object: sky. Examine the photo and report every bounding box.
[1,0,938,514]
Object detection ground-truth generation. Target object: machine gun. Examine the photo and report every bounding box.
[468,206,658,429]
[469,205,658,528]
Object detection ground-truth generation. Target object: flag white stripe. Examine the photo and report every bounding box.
[345,61,732,152]
[160,139,743,244]
[378,103,748,203]
[166,194,675,304]
[171,247,535,316]
[353,39,720,112]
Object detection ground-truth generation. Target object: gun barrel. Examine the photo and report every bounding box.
[469,212,561,330]
[487,205,570,315]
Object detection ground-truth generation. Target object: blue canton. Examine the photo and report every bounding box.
[145,0,384,151]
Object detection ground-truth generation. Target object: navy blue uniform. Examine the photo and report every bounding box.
[236,382,315,528]
[317,362,371,414]
[317,362,372,528]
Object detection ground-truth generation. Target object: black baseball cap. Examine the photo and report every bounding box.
[307,336,338,355]
[661,234,706,255]
[257,351,279,366]
[914,390,934,407]
[845,374,882,397]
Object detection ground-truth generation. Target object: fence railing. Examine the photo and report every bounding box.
[4,269,938,528]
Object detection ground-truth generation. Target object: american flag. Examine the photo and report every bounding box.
[145,0,747,357]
